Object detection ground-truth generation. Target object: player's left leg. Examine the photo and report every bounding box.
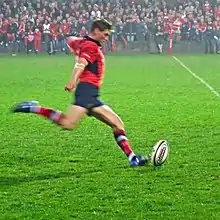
[91,105,147,167]
[11,101,87,130]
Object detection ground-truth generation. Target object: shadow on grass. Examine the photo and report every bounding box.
[0,169,104,186]
[0,160,155,186]
[0,164,146,186]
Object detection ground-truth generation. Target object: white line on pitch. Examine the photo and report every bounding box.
[172,56,220,98]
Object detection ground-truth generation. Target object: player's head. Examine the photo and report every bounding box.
[91,19,113,43]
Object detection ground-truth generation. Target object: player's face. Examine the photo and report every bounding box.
[96,29,111,43]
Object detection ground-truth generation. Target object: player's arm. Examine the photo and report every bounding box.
[66,36,78,55]
[65,57,88,92]
[65,43,97,92]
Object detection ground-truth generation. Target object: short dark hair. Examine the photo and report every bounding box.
[91,19,113,32]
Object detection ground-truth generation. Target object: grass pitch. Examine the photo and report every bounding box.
[0,54,220,220]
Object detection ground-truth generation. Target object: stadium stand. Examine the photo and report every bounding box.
[0,0,220,55]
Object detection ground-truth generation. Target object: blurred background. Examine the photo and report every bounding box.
[0,0,220,55]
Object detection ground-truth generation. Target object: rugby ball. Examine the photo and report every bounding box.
[150,140,169,167]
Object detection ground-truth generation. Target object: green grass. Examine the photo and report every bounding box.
[0,54,220,220]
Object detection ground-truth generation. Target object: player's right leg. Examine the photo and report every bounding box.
[11,101,87,130]
[91,105,147,167]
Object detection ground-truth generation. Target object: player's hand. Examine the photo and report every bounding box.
[64,83,75,92]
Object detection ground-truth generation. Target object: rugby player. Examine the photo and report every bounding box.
[12,19,148,167]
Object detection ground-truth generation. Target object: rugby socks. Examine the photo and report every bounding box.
[114,129,136,161]
[29,106,66,125]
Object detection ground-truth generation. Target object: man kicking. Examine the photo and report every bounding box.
[12,19,149,167]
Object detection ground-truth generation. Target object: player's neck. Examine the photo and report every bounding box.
[88,34,100,43]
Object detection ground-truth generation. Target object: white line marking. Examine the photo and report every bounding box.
[172,56,220,98]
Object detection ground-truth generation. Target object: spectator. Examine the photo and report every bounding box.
[42,19,50,52]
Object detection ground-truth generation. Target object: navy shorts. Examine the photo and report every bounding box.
[73,82,104,115]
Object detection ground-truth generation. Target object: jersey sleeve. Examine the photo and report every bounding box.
[79,42,98,64]
[67,37,82,56]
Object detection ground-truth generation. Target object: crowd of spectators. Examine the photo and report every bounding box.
[1,0,220,55]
